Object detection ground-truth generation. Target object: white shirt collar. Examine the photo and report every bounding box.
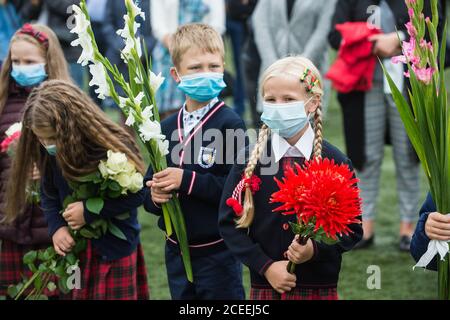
[271,124,314,163]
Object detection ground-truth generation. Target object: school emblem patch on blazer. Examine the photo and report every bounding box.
[198,147,216,168]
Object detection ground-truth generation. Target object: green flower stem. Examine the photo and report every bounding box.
[14,270,41,300]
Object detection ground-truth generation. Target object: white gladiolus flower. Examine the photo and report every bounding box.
[117,15,142,61]
[118,96,128,109]
[88,61,110,99]
[158,139,170,156]
[141,105,153,120]
[70,5,94,66]
[5,122,22,137]
[126,0,145,20]
[71,34,94,66]
[138,120,165,142]
[70,5,90,35]
[125,110,136,127]
[150,71,164,92]
[133,92,145,107]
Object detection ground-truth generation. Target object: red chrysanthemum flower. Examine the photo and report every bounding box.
[271,158,362,240]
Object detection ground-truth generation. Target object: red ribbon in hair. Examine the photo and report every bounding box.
[226,175,262,216]
[18,24,49,48]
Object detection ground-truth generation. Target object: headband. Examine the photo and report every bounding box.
[18,24,49,48]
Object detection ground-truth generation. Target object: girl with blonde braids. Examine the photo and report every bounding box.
[4,80,149,300]
[219,56,362,300]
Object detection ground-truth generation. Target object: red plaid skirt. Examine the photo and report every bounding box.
[0,240,58,298]
[250,286,338,300]
[70,241,149,300]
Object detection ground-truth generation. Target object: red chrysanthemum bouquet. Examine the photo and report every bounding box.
[271,157,362,273]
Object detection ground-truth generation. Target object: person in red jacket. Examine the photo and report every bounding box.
[0,23,72,298]
[328,0,443,251]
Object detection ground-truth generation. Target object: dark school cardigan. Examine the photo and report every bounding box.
[328,0,443,170]
[410,192,438,271]
[218,139,363,289]
[40,156,144,261]
[143,101,247,257]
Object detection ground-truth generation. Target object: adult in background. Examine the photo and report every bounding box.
[252,0,335,113]
[328,0,443,251]
[225,0,257,118]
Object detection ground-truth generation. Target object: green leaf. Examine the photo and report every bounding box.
[23,251,37,265]
[58,277,70,295]
[65,253,77,266]
[288,221,303,235]
[72,238,87,255]
[77,171,100,182]
[34,275,43,291]
[115,212,130,221]
[107,189,122,198]
[80,227,97,239]
[109,181,121,191]
[107,221,127,241]
[7,285,19,298]
[86,197,104,214]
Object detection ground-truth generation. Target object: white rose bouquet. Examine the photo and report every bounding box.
[9,151,143,300]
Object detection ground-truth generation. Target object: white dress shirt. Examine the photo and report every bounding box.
[271,124,314,163]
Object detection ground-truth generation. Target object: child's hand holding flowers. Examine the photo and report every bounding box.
[287,235,314,264]
[62,202,86,231]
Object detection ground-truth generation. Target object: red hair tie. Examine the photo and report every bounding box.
[226,175,261,216]
[18,24,49,48]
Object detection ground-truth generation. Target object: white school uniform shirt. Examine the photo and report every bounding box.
[151,0,226,42]
[271,124,314,163]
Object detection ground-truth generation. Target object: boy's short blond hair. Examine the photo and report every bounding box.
[170,23,225,68]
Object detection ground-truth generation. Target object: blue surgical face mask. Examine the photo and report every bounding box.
[177,71,227,102]
[11,63,47,87]
[44,144,57,156]
[261,98,313,138]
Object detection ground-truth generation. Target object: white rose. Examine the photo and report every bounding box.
[116,172,132,191]
[98,161,109,178]
[105,151,128,175]
[129,172,144,193]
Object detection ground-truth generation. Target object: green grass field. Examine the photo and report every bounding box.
[135,87,438,300]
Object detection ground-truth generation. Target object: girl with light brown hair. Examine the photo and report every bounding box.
[4,80,149,300]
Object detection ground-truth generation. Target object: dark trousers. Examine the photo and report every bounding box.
[165,244,245,300]
[226,18,247,117]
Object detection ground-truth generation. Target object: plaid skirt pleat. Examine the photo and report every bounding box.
[0,239,59,298]
[250,287,338,300]
[71,241,149,300]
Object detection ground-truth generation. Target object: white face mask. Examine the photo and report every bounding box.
[260,97,313,138]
